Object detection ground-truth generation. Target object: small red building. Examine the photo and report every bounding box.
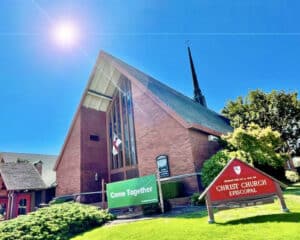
[54,50,233,200]
[0,162,47,219]
[0,152,57,208]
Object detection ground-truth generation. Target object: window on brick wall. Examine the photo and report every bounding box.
[108,76,137,169]
[90,135,99,141]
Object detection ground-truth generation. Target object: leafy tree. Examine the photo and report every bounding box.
[222,123,287,168]
[201,151,230,186]
[201,124,287,186]
[222,90,300,155]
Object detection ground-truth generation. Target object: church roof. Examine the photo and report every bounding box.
[0,162,47,191]
[0,152,57,187]
[102,52,233,135]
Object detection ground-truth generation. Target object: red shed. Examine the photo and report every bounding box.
[0,162,47,219]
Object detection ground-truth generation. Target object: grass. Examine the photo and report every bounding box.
[72,184,300,240]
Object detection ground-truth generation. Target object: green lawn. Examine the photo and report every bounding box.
[73,184,300,240]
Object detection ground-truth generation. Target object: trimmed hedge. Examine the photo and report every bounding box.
[190,193,205,206]
[201,151,230,186]
[141,181,183,215]
[0,202,115,240]
[161,181,184,199]
[141,200,171,215]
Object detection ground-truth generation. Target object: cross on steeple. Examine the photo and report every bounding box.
[187,45,207,107]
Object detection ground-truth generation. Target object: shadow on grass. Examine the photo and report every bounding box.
[285,183,300,189]
[218,212,300,225]
[166,210,207,219]
[284,191,300,196]
[284,185,300,196]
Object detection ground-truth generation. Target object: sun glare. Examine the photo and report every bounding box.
[52,21,79,48]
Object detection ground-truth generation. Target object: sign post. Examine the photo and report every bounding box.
[107,174,158,209]
[205,192,215,224]
[199,158,289,223]
[275,183,289,212]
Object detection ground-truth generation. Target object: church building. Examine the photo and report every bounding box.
[54,49,232,199]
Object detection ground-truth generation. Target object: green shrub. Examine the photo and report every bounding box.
[141,203,161,215]
[201,151,231,187]
[190,193,206,206]
[49,195,75,205]
[285,170,300,183]
[142,200,171,215]
[0,202,115,240]
[161,181,184,199]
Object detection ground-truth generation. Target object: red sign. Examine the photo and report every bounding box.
[208,159,277,202]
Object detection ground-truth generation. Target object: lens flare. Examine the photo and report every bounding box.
[52,21,79,48]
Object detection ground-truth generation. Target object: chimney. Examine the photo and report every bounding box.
[34,160,43,175]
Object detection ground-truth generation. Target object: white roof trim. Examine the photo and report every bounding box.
[82,58,121,112]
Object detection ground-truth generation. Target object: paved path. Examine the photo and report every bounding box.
[106,205,206,226]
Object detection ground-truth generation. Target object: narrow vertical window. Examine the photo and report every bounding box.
[108,76,137,170]
[126,79,137,165]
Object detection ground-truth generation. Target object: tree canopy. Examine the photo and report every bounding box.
[201,151,230,187]
[222,90,300,155]
[201,124,287,186]
[222,123,287,168]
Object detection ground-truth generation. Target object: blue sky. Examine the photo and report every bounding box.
[0,0,299,155]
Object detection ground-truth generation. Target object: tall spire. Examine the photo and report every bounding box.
[187,45,207,107]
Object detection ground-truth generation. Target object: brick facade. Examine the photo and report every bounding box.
[131,82,219,194]
[80,107,108,201]
[188,129,220,172]
[56,107,108,198]
[56,112,81,196]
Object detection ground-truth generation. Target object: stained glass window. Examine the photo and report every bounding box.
[108,76,137,169]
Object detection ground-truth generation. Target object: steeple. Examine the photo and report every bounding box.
[187,46,207,107]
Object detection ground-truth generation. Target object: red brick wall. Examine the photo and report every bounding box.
[56,107,109,198]
[80,107,108,194]
[131,83,200,193]
[56,112,81,196]
[188,129,220,172]
[188,129,221,190]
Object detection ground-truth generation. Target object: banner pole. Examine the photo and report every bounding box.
[156,171,165,213]
[101,178,105,209]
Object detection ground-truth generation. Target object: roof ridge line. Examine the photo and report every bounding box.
[0,152,57,157]
[102,51,225,118]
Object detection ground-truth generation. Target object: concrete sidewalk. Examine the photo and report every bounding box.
[106,205,206,226]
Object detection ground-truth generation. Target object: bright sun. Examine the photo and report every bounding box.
[52,21,79,48]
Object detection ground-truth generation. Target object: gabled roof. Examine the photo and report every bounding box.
[0,162,47,191]
[102,52,233,134]
[0,152,57,187]
[82,51,232,134]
